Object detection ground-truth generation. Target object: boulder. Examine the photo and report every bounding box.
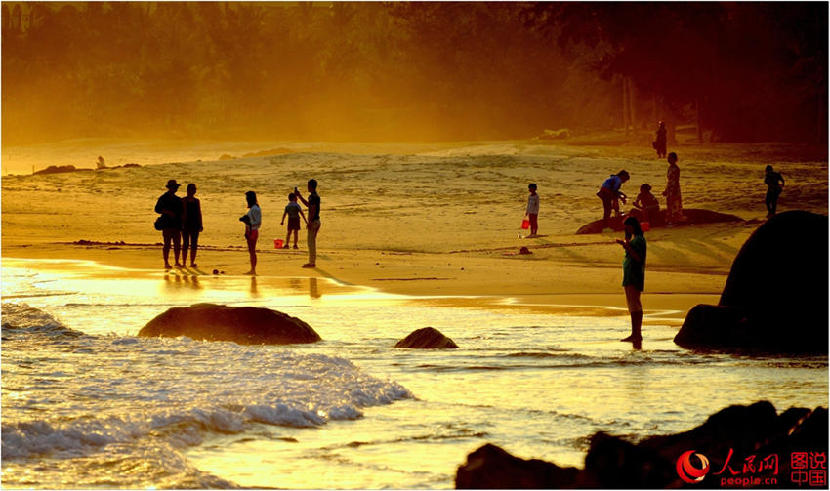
[675,211,828,353]
[576,208,742,234]
[455,401,828,489]
[456,443,579,488]
[394,327,458,348]
[139,303,321,345]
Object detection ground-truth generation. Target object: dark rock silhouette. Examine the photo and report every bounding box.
[576,208,742,234]
[33,165,90,175]
[394,327,458,348]
[456,443,579,488]
[139,303,321,345]
[455,401,827,488]
[675,211,828,353]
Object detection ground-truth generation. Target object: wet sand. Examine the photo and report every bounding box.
[3,140,827,323]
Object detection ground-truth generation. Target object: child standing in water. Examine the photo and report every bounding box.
[617,216,646,347]
[181,183,203,267]
[280,193,308,249]
[525,183,539,237]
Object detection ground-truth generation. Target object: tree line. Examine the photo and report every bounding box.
[2,2,825,144]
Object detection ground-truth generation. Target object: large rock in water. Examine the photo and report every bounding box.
[456,401,828,488]
[394,327,458,348]
[139,303,321,345]
[675,211,828,353]
[576,208,742,234]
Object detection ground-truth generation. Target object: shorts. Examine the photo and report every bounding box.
[288,216,301,231]
[246,229,259,241]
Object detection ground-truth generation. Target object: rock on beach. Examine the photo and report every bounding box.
[675,211,828,353]
[394,327,458,348]
[139,303,321,345]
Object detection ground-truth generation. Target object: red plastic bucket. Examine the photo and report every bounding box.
[274,239,284,248]
[521,219,530,229]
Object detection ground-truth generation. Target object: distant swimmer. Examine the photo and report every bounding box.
[294,179,321,268]
[182,183,203,268]
[525,183,540,237]
[281,192,308,250]
[597,170,630,227]
[616,216,646,348]
[241,191,261,275]
[154,179,184,269]
[764,165,785,217]
[662,152,685,225]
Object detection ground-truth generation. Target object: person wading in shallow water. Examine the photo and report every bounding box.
[617,216,646,348]
[764,165,785,217]
[155,179,184,269]
[294,179,321,268]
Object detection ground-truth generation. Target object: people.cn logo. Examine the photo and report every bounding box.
[676,450,711,483]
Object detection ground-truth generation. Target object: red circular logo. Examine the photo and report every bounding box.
[676,450,710,483]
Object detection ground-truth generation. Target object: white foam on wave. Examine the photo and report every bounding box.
[2,304,414,464]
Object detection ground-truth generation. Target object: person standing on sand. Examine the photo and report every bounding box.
[617,216,646,346]
[241,191,261,275]
[294,179,321,268]
[280,193,308,249]
[597,170,630,227]
[663,152,684,225]
[764,165,785,217]
[182,183,203,267]
[653,121,667,158]
[155,179,184,269]
[525,183,540,237]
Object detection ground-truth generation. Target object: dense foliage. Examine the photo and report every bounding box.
[2,2,826,144]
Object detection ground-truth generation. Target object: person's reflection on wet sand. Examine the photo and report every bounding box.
[309,277,320,299]
[250,276,260,297]
[289,277,303,292]
[183,274,202,290]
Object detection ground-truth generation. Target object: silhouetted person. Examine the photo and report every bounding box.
[764,165,785,217]
[155,179,184,269]
[632,183,661,225]
[663,152,684,225]
[241,190,261,275]
[96,155,106,169]
[525,183,540,237]
[617,216,646,347]
[295,179,320,268]
[653,121,667,158]
[280,192,308,249]
[182,183,203,267]
[597,170,630,227]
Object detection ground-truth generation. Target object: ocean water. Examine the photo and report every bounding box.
[2,259,827,489]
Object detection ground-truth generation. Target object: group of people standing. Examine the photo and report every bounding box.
[154,178,322,274]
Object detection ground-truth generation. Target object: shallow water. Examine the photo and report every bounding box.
[2,259,827,488]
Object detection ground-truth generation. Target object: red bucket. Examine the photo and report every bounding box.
[521,219,530,229]
[274,239,284,249]
[641,222,650,231]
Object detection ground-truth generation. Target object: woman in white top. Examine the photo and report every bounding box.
[242,191,261,275]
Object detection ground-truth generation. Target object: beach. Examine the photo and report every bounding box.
[2,140,828,488]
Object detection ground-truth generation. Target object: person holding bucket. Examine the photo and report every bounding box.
[524,183,539,237]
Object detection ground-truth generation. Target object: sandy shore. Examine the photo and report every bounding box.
[3,140,826,323]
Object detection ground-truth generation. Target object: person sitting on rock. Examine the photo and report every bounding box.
[632,184,661,225]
